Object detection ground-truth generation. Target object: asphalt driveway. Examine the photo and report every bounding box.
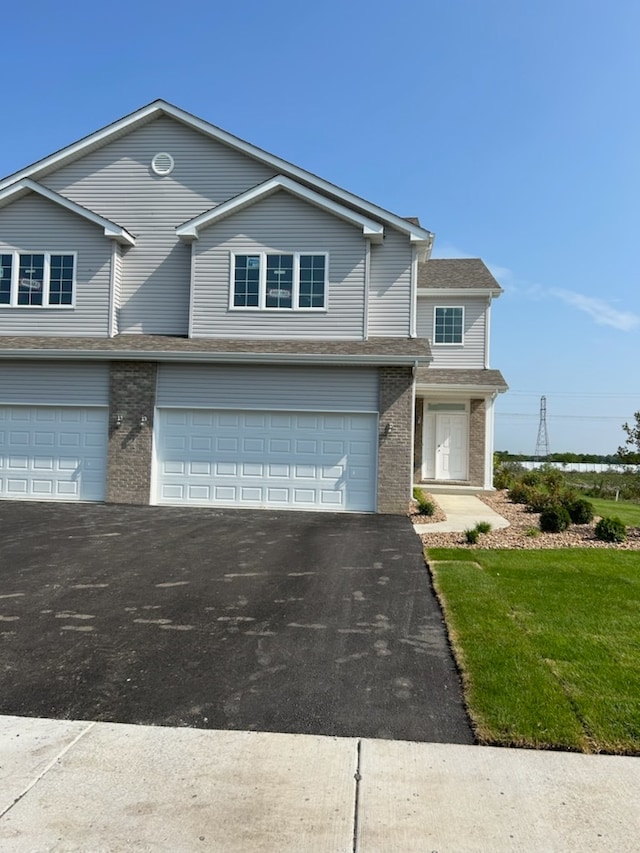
[0,502,472,743]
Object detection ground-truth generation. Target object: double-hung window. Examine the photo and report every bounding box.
[434,306,464,344]
[0,252,76,307]
[232,252,327,310]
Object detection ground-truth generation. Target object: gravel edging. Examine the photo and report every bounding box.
[418,490,640,550]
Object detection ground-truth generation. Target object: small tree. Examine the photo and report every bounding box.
[618,411,640,464]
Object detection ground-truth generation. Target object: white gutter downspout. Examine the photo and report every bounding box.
[484,392,497,489]
[363,239,371,340]
[188,240,196,338]
[484,297,491,368]
[108,242,118,338]
[410,360,418,491]
[409,245,418,338]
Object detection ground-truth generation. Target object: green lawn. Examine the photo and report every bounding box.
[589,497,640,527]
[427,548,640,754]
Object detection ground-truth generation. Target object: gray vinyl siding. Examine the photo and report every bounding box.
[0,361,109,405]
[190,191,366,340]
[157,364,379,412]
[416,296,487,368]
[0,194,112,336]
[42,116,277,335]
[368,228,412,337]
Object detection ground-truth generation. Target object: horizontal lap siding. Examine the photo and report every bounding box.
[191,192,366,339]
[157,364,379,412]
[368,228,412,336]
[416,297,487,367]
[0,361,109,405]
[42,116,276,335]
[0,195,111,336]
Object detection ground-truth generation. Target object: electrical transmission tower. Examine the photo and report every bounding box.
[534,396,550,459]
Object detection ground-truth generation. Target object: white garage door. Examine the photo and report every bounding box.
[155,409,377,512]
[0,407,108,502]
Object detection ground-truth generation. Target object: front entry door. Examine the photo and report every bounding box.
[435,414,468,480]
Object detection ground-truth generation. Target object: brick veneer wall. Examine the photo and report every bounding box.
[377,366,414,514]
[468,398,486,487]
[106,361,157,504]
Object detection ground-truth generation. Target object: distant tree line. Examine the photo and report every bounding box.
[495,451,634,464]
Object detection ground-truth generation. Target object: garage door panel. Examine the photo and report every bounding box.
[0,407,107,502]
[156,408,377,512]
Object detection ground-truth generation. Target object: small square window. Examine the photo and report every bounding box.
[434,306,463,344]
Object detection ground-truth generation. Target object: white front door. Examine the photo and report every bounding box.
[435,413,468,480]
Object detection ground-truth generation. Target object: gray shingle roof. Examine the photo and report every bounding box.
[415,367,508,391]
[0,334,431,364]
[418,258,503,292]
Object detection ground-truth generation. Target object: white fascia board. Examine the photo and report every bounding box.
[0,99,432,244]
[416,382,508,394]
[417,287,502,298]
[0,349,431,367]
[176,176,385,242]
[0,180,136,246]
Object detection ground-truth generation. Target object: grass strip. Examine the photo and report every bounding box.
[428,549,640,754]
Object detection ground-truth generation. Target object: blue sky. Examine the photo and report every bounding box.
[2,0,639,454]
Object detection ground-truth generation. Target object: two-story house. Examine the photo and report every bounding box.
[0,100,506,514]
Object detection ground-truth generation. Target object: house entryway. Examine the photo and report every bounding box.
[421,402,469,482]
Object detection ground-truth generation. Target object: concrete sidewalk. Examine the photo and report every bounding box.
[1,715,638,851]
[414,492,510,534]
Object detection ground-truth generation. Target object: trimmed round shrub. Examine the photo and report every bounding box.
[594,516,627,543]
[539,504,571,533]
[566,498,595,525]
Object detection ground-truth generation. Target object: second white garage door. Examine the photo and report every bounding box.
[155,409,377,512]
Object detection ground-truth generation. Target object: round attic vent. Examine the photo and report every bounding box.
[151,152,174,176]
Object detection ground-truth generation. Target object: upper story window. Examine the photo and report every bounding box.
[0,252,75,307]
[434,306,464,344]
[232,252,327,311]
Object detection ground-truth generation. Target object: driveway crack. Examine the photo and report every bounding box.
[0,721,96,820]
[352,738,362,853]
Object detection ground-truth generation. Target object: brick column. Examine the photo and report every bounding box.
[468,398,486,487]
[106,362,157,505]
[377,366,414,514]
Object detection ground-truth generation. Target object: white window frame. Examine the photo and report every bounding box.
[433,305,464,345]
[229,251,329,312]
[0,250,77,309]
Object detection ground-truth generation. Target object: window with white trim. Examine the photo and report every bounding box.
[0,252,76,307]
[232,252,327,310]
[434,306,463,344]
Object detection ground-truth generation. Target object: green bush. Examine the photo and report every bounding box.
[524,526,540,538]
[566,498,595,525]
[594,516,627,543]
[475,521,492,534]
[521,469,543,487]
[508,482,533,504]
[539,504,572,533]
[525,486,555,513]
[464,527,480,544]
[493,462,524,490]
[412,487,435,516]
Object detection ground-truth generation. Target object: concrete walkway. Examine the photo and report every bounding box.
[1,715,638,852]
[414,492,510,534]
